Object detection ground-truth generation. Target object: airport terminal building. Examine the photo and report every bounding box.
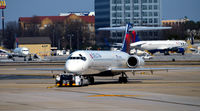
[95,0,162,45]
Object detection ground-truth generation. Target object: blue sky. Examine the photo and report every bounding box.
[1,0,200,28]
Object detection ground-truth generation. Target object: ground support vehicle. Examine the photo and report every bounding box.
[55,73,89,87]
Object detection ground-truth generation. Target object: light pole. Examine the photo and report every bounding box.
[187,29,197,45]
[68,34,74,52]
[0,0,6,47]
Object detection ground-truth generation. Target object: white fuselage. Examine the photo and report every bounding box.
[13,47,29,57]
[131,40,188,51]
[64,50,140,75]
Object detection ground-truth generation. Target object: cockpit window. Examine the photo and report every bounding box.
[68,56,86,61]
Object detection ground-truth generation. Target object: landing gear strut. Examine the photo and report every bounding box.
[119,72,128,83]
[88,76,94,84]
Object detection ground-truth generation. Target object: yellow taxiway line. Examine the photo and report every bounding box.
[88,94,142,97]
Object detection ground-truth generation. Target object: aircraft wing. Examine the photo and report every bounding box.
[110,67,198,72]
[130,43,146,49]
[0,49,11,55]
[19,68,65,71]
[98,26,171,31]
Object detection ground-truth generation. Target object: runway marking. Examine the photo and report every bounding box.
[88,94,142,97]
[47,85,57,89]
[54,89,200,107]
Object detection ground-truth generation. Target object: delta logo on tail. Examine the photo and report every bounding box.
[121,24,140,53]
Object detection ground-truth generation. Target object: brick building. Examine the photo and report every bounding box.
[19,14,95,49]
[17,37,51,57]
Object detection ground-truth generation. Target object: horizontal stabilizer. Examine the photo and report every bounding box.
[98,26,171,31]
[129,26,172,31]
[98,26,126,31]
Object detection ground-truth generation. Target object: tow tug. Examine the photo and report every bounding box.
[55,73,89,87]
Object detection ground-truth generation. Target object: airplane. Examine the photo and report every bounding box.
[0,47,30,61]
[130,40,188,55]
[24,24,199,86]
[128,32,188,55]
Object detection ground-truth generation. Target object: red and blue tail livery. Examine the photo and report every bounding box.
[121,24,140,53]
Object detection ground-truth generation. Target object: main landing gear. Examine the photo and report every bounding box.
[119,72,128,83]
[88,76,94,84]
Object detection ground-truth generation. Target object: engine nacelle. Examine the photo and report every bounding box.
[127,55,145,68]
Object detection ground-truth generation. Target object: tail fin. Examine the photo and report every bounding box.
[16,37,18,48]
[121,24,140,53]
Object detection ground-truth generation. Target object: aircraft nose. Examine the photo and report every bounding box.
[65,61,84,73]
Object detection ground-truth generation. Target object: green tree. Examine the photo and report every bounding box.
[4,21,18,49]
[64,20,90,50]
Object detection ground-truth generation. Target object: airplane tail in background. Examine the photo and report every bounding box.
[16,37,18,48]
[15,34,18,48]
[97,23,171,54]
[121,24,140,53]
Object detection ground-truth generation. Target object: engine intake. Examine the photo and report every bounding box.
[127,55,145,68]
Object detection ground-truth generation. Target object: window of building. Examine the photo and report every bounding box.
[149,12,152,16]
[133,0,139,3]
[112,0,122,4]
[125,19,130,23]
[149,18,153,23]
[142,18,147,24]
[125,5,130,10]
[112,13,116,17]
[112,12,122,17]
[133,12,139,17]
[118,6,122,10]
[142,0,147,3]
[142,12,147,17]
[125,12,131,17]
[142,5,147,10]
[116,19,122,24]
[112,19,116,24]
[149,5,152,10]
[154,18,158,23]
[149,0,153,3]
[112,6,122,11]
[112,6,116,11]
[154,5,158,10]
[134,5,139,10]
[134,20,139,24]
[117,12,122,17]
[154,0,158,3]
[125,0,130,4]
[154,12,158,16]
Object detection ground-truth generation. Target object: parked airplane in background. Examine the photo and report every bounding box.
[25,24,200,86]
[13,47,30,57]
[99,24,187,55]
[130,39,188,55]
[0,47,30,61]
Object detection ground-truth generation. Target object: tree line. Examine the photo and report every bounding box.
[2,18,94,50]
[163,20,200,40]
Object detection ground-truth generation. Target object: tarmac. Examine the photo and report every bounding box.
[0,62,200,111]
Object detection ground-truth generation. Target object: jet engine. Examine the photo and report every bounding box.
[127,55,145,68]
